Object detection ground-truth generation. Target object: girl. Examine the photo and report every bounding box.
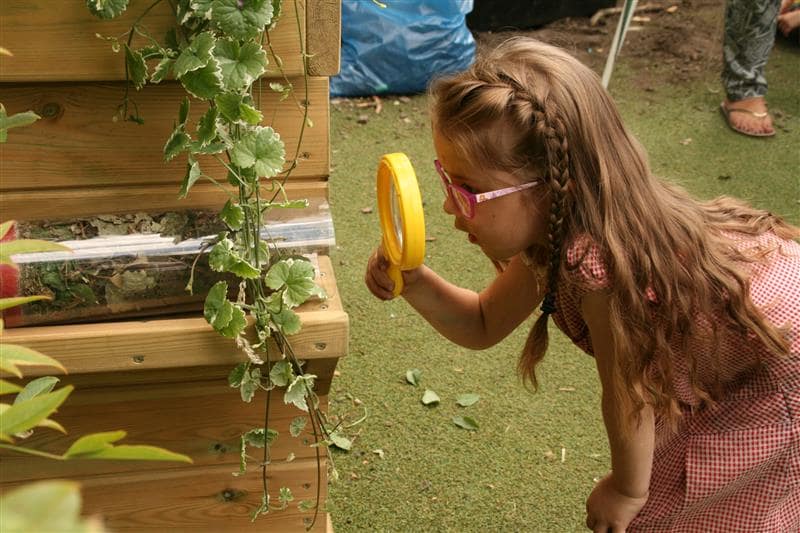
[365,38,800,532]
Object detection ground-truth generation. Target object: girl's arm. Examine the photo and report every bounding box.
[581,290,653,530]
[365,249,543,349]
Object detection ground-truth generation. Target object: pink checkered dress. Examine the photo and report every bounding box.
[551,232,800,532]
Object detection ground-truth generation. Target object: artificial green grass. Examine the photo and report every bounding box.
[324,41,799,532]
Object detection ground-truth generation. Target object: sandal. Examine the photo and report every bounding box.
[720,102,776,138]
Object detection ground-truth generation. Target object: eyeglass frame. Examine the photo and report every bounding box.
[434,159,540,219]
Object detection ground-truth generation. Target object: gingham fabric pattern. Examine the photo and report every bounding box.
[550,231,800,532]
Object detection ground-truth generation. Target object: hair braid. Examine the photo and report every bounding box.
[520,102,572,387]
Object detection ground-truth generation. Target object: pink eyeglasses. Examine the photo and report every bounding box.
[435,159,540,219]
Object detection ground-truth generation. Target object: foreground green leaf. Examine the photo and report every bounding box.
[0,480,103,533]
[0,344,66,378]
[0,386,72,438]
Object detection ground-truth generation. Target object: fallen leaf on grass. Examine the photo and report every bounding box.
[453,415,478,431]
[421,389,440,406]
[405,368,421,386]
[360,206,373,214]
[456,393,480,407]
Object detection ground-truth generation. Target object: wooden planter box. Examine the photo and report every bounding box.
[0,1,345,531]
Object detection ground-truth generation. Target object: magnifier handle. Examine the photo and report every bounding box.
[387,264,404,297]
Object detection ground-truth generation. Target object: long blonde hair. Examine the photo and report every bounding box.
[429,38,799,424]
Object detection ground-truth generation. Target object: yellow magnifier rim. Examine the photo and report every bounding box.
[377,153,425,295]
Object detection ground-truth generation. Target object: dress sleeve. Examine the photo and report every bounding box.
[563,234,612,297]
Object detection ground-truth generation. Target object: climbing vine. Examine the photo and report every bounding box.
[86,0,347,526]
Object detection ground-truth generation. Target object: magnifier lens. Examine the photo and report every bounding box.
[390,183,404,249]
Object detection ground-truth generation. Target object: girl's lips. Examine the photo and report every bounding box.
[468,233,477,244]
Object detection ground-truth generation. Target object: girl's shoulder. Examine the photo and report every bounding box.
[562,233,612,293]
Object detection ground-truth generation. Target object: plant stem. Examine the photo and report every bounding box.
[0,444,64,461]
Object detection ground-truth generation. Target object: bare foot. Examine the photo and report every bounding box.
[722,97,775,137]
[778,9,800,36]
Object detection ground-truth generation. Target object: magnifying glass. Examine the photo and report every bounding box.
[376,153,425,297]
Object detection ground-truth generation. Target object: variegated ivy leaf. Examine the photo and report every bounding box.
[196,106,219,146]
[124,45,147,89]
[228,362,247,387]
[191,0,215,19]
[238,103,262,125]
[190,141,227,155]
[0,105,40,143]
[208,238,260,278]
[289,416,306,437]
[220,200,244,230]
[264,291,282,313]
[180,58,224,99]
[203,281,247,338]
[178,159,201,199]
[269,360,293,387]
[230,126,285,178]
[178,97,191,127]
[243,427,278,448]
[214,93,261,125]
[268,0,283,30]
[163,128,190,162]
[214,39,267,92]
[173,31,216,78]
[278,487,293,505]
[284,374,316,412]
[86,0,129,19]
[269,81,292,101]
[265,258,316,308]
[150,57,173,83]
[212,0,274,41]
[270,307,301,335]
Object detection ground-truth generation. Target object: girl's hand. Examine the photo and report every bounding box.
[364,246,422,300]
[585,474,648,532]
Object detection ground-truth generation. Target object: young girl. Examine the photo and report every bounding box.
[365,38,800,532]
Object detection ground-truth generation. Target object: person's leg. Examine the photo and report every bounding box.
[721,0,781,136]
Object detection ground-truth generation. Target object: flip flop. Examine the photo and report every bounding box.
[719,102,776,138]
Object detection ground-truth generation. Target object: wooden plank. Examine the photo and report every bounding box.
[307,0,342,76]
[0,0,339,81]
[1,460,330,532]
[0,77,330,192]
[1,256,348,375]
[0,181,330,223]
[0,383,330,482]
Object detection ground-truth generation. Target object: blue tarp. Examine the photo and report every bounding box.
[330,0,476,97]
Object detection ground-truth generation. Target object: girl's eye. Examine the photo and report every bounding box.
[460,183,478,194]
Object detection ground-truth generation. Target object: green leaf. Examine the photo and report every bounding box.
[173,31,216,77]
[269,81,292,101]
[214,39,267,92]
[64,430,126,457]
[150,57,173,83]
[220,200,244,230]
[265,258,315,307]
[230,125,285,177]
[238,102,263,125]
[0,296,51,312]
[196,106,219,146]
[243,427,277,448]
[86,0,129,19]
[0,481,86,532]
[208,238,260,278]
[180,58,224,99]
[278,487,293,505]
[64,430,192,462]
[406,369,421,386]
[453,415,479,431]
[124,45,147,89]
[284,374,315,411]
[204,281,230,326]
[456,393,480,407]
[0,239,69,267]
[220,306,247,338]
[163,128,190,162]
[13,376,60,404]
[0,344,66,378]
[270,307,301,336]
[0,104,40,143]
[328,432,352,451]
[297,500,316,512]
[192,0,215,18]
[214,92,243,122]
[212,0,274,40]
[0,379,23,396]
[178,159,202,199]
[178,97,191,127]
[269,360,293,387]
[421,389,440,406]
[228,362,248,387]
[289,416,306,437]
[0,386,72,437]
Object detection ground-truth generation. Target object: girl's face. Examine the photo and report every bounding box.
[433,130,549,261]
